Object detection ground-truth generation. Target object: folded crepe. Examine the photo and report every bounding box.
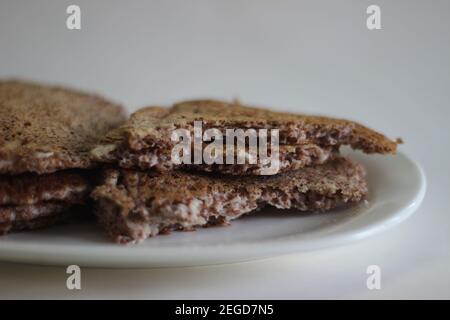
[92,157,367,244]
[0,80,126,234]
[91,99,399,175]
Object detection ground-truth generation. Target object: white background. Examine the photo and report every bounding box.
[0,0,449,299]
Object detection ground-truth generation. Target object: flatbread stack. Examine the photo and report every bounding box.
[0,80,399,243]
[0,80,126,234]
[91,100,399,244]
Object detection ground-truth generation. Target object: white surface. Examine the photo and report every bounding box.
[0,151,425,268]
[0,0,449,298]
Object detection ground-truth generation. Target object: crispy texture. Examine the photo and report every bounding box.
[186,144,338,175]
[0,203,86,235]
[99,142,338,175]
[0,80,126,174]
[0,170,92,235]
[91,99,399,174]
[92,157,368,244]
[0,171,91,205]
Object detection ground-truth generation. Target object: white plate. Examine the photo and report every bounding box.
[0,151,425,268]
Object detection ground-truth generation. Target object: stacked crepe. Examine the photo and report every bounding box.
[0,81,126,234]
[90,100,399,244]
[0,81,399,244]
